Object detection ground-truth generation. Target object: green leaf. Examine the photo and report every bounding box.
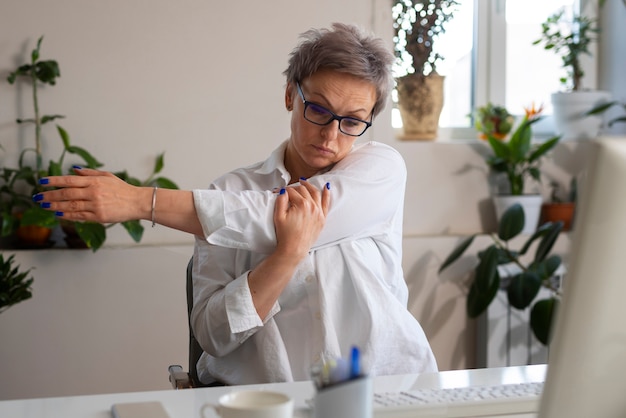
[474,245,499,294]
[34,60,60,85]
[57,125,71,148]
[41,114,65,125]
[122,220,144,242]
[66,145,103,168]
[48,160,63,176]
[487,136,510,160]
[74,222,106,252]
[529,255,562,280]
[439,235,475,273]
[507,272,541,310]
[530,297,559,345]
[467,275,500,318]
[498,203,524,241]
[535,221,563,263]
[20,206,59,228]
[519,221,555,255]
[528,136,560,163]
[153,153,165,174]
[150,177,179,189]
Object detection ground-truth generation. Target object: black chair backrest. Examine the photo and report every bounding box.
[186,257,204,387]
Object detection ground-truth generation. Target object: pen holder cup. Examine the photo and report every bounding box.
[313,376,372,418]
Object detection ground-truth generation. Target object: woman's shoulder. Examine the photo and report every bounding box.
[351,141,403,161]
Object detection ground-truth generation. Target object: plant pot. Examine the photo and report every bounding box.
[493,195,543,235]
[551,90,611,140]
[61,221,89,249]
[541,202,575,231]
[396,73,444,140]
[12,212,54,248]
[15,224,54,248]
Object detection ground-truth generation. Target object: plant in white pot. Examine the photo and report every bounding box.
[482,104,561,234]
[391,0,458,140]
[532,9,610,140]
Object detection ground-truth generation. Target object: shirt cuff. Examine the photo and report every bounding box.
[192,189,226,239]
[224,272,281,334]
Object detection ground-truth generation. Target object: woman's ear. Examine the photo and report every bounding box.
[285,82,294,111]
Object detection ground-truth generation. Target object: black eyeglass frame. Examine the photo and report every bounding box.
[295,82,373,137]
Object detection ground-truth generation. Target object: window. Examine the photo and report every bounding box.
[392,0,594,139]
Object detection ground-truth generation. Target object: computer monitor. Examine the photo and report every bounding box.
[538,138,626,417]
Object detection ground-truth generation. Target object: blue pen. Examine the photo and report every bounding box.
[350,346,360,379]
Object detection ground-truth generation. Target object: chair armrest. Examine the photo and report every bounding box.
[168,365,193,389]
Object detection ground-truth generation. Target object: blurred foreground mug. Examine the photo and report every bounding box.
[314,376,373,418]
[202,390,293,418]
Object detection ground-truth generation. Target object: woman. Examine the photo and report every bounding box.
[36,23,437,385]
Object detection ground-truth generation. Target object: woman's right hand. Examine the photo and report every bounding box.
[35,167,151,224]
[273,179,331,259]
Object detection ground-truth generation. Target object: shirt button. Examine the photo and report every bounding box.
[315,312,321,320]
[305,275,315,283]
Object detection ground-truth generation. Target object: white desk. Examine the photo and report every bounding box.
[0,365,547,418]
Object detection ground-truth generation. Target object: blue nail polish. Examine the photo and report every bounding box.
[300,177,307,181]
[33,193,44,202]
[40,202,51,209]
[55,211,64,217]
[280,188,286,195]
[39,178,49,185]
[325,182,331,190]
[72,165,82,170]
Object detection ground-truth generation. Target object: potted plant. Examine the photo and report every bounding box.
[0,253,34,314]
[1,36,178,251]
[482,103,561,234]
[439,203,564,346]
[532,9,611,140]
[474,103,514,141]
[541,177,577,231]
[392,0,459,140]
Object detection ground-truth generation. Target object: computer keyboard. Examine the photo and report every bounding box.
[373,381,544,417]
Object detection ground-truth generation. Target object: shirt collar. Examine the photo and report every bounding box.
[254,140,291,184]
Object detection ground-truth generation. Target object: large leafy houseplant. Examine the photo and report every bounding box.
[391,0,459,139]
[439,203,564,345]
[1,36,178,251]
[532,9,599,92]
[484,104,561,196]
[532,8,609,139]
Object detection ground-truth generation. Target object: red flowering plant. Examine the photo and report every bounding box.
[484,104,561,196]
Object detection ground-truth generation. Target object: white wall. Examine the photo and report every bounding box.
[0,0,603,401]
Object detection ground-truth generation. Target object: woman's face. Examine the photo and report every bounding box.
[284,69,377,181]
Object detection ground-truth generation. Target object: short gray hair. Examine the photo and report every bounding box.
[283,23,394,117]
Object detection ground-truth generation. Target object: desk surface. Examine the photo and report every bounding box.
[0,365,547,418]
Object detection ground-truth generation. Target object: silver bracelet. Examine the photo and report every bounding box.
[151,186,158,228]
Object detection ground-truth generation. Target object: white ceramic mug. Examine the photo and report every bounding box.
[203,390,293,418]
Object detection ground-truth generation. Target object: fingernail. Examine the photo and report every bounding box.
[279,188,286,195]
[300,177,307,181]
[40,202,51,209]
[72,165,82,170]
[325,182,331,190]
[55,211,64,217]
[33,193,44,202]
[39,178,49,185]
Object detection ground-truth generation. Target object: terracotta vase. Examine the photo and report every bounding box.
[541,202,576,231]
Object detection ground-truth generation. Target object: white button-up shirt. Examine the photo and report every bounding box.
[191,140,437,385]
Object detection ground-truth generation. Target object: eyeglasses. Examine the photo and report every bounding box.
[296,82,373,137]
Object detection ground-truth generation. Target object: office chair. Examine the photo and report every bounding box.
[168,257,209,389]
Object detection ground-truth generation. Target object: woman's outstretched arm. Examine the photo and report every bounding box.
[35,167,204,236]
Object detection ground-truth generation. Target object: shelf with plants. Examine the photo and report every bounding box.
[0,36,178,252]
